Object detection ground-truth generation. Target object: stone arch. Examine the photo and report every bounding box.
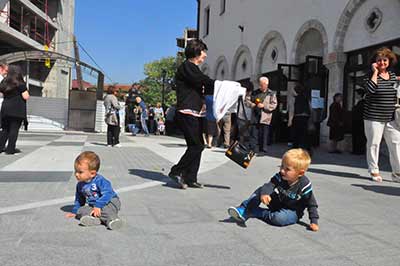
[213,55,229,80]
[291,19,328,64]
[255,30,287,76]
[333,0,367,53]
[333,0,400,53]
[231,44,253,81]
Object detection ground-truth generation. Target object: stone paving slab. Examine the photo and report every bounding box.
[0,131,399,266]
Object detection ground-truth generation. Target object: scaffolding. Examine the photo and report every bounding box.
[2,0,55,49]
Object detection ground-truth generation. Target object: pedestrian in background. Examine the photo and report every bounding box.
[204,95,217,148]
[352,88,366,155]
[104,85,122,147]
[363,47,400,182]
[0,65,29,155]
[292,84,311,152]
[153,102,164,135]
[135,96,150,136]
[0,62,9,129]
[249,77,277,155]
[327,93,345,153]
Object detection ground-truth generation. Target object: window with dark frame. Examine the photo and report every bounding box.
[204,7,210,37]
[220,0,226,15]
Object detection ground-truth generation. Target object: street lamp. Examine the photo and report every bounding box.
[161,69,167,109]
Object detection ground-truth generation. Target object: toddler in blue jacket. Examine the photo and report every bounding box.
[228,148,319,231]
[65,151,122,230]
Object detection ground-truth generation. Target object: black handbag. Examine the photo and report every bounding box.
[225,96,255,169]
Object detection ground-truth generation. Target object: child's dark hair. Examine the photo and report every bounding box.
[75,151,100,171]
[184,39,208,59]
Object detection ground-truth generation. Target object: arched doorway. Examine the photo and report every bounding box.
[292,22,329,147]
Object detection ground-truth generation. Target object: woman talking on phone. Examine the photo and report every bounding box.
[364,47,400,182]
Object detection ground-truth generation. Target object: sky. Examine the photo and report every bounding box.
[74,0,197,84]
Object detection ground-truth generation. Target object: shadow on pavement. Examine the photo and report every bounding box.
[352,184,400,196]
[89,142,108,146]
[307,168,369,181]
[260,143,391,173]
[203,184,230,189]
[129,169,232,190]
[219,217,247,228]
[60,205,74,213]
[129,169,169,182]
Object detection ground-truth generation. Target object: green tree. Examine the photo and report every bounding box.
[139,55,183,107]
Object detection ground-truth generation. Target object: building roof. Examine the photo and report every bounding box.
[71,79,94,89]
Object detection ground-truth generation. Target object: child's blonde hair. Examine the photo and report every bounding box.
[282,148,311,171]
[74,151,100,172]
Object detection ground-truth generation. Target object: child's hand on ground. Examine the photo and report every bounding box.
[309,223,319,232]
[260,195,271,205]
[90,207,101,217]
[65,212,76,218]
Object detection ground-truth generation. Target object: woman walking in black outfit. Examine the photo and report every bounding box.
[292,84,311,151]
[168,40,215,189]
[0,65,29,155]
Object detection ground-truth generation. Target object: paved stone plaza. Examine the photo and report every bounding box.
[0,131,399,266]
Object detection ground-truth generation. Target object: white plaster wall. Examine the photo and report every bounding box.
[343,0,400,52]
[199,0,349,75]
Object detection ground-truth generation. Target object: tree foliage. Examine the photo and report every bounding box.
[139,55,183,107]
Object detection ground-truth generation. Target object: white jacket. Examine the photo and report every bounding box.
[213,80,246,120]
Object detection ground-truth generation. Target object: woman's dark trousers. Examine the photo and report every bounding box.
[293,116,309,150]
[107,125,120,146]
[170,112,204,183]
[0,116,23,153]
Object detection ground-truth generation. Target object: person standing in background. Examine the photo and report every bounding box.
[352,88,366,155]
[153,102,164,135]
[0,62,9,129]
[249,77,277,155]
[135,96,150,136]
[104,86,122,147]
[327,93,345,153]
[0,65,29,155]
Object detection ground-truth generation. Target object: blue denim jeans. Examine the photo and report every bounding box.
[128,124,139,135]
[241,187,298,226]
[140,114,149,135]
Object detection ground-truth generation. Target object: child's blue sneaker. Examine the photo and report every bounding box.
[227,206,246,223]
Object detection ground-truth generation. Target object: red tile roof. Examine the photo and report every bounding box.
[71,79,94,89]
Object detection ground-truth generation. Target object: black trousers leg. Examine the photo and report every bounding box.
[4,117,22,153]
[0,117,10,151]
[112,125,120,145]
[258,124,270,152]
[293,116,309,150]
[107,125,113,145]
[170,112,204,183]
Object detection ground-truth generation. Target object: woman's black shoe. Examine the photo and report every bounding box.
[168,172,188,189]
[187,182,204,188]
